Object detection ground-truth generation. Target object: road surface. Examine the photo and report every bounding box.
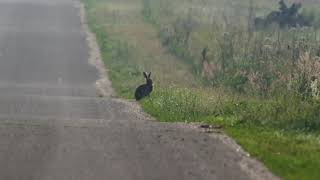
[0,0,277,179]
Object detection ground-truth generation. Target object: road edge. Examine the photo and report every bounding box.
[214,131,280,180]
[76,1,115,98]
[75,0,154,121]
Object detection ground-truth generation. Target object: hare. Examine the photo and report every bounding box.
[135,72,153,101]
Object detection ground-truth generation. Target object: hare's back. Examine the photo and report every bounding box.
[135,84,151,100]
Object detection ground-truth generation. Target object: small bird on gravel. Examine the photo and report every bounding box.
[199,124,223,133]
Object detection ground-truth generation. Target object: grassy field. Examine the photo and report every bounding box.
[83,0,200,98]
[82,0,320,179]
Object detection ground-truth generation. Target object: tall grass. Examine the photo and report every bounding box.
[142,87,320,132]
[143,0,320,98]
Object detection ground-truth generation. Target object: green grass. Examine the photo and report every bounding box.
[142,87,320,131]
[82,0,320,179]
[226,127,320,180]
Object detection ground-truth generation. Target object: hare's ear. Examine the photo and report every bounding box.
[143,72,148,78]
[148,72,151,78]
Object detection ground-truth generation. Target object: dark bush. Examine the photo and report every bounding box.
[255,0,313,29]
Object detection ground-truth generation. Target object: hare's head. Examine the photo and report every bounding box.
[143,72,153,86]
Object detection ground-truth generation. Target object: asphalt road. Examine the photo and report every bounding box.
[0,0,277,180]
